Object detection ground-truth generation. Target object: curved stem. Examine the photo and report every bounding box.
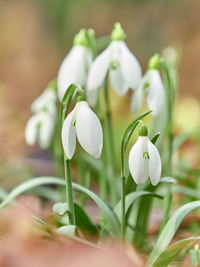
[60,83,78,225]
[104,73,117,205]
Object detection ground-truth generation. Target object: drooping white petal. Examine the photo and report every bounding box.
[109,67,128,95]
[128,137,149,184]
[31,90,57,113]
[109,41,137,95]
[86,88,99,107]
[130,79,145,114]
[120,41,142,90]
[39,113,55,149]
[25,114,41,146]
[57,46,91,101]
[86,46,111,97]
[75,101,103,159]
[61,108,77,159]
[147,139,162,186]
[45,102,58,120]
[146,69,165,116]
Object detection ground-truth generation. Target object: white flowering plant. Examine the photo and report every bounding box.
[1,22,200,266]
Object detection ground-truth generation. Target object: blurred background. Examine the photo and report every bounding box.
[0,0,199,187]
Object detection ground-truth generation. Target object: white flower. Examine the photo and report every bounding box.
[61,101,103,159]
[25,111,55,149]
[128,135,162,186]
[86,24,142,106]
[131,69,165,117]
[57,30,93,102]
[31,89,57,113]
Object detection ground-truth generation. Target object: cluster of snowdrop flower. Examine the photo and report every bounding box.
[129,124,162,186]
[25,22,163,186]
[25,83,57,149]
[57,23,165,118]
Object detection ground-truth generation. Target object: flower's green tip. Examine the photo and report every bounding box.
[148,53,161,70]
[139,124,148,136]
[75,87,86,102]
[87,28,95,37]
[111,22,126,41]
[73,29,88,46]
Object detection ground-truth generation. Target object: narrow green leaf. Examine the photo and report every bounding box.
[147,201,200,267]
[0,176,120,236]
[154,237,200,267]
[172,185,200,199]
[151,132,160,145]
[74,203,99,238]
[160,177,176,184]
[114,191,163,220]
[0,187,7,201]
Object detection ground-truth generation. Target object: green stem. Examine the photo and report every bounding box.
[64,158,75,225]
[59,84,78,225]
[159,60,174,231]
[53,119,64,178]
[121,176,126,239]
[97,97,108,202]
[104,73,117,205]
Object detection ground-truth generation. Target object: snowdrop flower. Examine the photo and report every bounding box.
[131,54,165,117]
[25,111,55,149]
[25,83,58,149]
[86,23,142,106]
[61,100,103,159]
[57,29,93,101]
[128,125,162,186]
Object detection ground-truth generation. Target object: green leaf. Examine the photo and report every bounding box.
[74,203,99,238]
[151,132,160,145]
[0,176,120,236]
[147,201,200,267]
[160,177,176,184]
[57,225,76,237]
[32,215,46,225]
[114,191,163,220]
[53,202,68,215]
[172,185,200,199]
[153,237,200,267]
[0,187,7,201]
[30,187,61,202]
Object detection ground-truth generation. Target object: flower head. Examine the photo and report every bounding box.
[128,125,162,186]
[61,100,103,159]
[25,85,57,149]
[25,111,55,149]
[131,54,165,117]
[57,29,93,101]
[86,23,142,106]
